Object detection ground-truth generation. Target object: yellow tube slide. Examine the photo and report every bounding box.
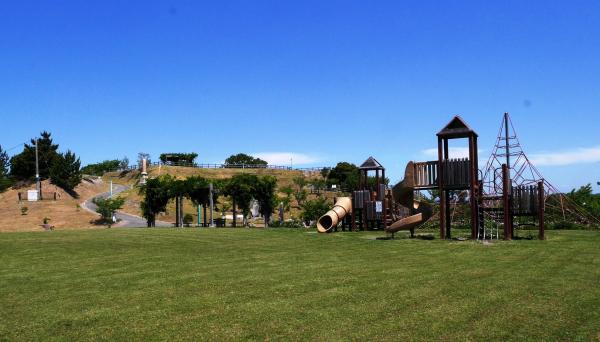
[316,197,352,233]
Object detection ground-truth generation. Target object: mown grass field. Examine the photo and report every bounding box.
[1,228,599,340]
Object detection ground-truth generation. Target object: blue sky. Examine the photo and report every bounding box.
[1,1,599,191]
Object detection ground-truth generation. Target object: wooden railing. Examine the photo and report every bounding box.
[442,158,470,189]
[413,161,438,188]
[413,158,470,189]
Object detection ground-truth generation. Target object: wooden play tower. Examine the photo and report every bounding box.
[408,116,480,239]
[436,116,480,239]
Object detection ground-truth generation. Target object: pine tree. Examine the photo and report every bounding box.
[50,150,82,196]
[10,131,59,180]
[0,145,12,192]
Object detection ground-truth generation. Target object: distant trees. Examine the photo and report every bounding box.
[567,184,600,218]
[10,131,59,180]
[279,185,293,212]
[0,145,12,192]
[49,150,82,195]
[8,132,82,195]
[138,153,151,168]
[292,176,308,206]
[119,156,129,170]
[139,173,280,227]
[224,153,267,167]
[82,160,121,176]
[326,162,359,191]
[159,153,198,166]
[300,198,330,225]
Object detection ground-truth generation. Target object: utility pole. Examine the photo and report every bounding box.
[35,138,40,197]
[209,183,214,227]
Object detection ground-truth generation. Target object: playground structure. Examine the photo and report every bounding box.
[317,115,548,240]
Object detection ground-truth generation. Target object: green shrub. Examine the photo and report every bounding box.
[93,197,125,225]
[20,206,28,215]
[551,220,585,230]
[183,214,194,226]
[269,218,305,228]
[81,159,122,176]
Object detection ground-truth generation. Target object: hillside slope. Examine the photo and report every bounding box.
[103,166,330,225]
[0,179,108,232]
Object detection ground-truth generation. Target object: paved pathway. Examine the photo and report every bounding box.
[81,183,171,228]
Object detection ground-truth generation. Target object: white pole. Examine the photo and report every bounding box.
[35,138,40,196]
[110,181,113,197]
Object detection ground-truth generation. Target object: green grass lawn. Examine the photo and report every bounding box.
[1,228,599,341]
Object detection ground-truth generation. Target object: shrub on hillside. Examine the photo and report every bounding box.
[300,198,330,226]
[93,197,125,226]
[81,160,121,176]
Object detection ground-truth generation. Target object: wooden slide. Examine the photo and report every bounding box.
[386,161,433,233]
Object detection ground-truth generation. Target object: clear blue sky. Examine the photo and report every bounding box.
[1,1,599,191]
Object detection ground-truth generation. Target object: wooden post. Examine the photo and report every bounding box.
[382,169,387,232]
[538,181,545,240]
[175,197,180,227]
[232,198,237,228]
[443,139,451,239]
[438,137,445,239]
[502,164,512,240]
[469,135,478,239]
[351,192,357,231]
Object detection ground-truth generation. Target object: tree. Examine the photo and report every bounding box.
[138,152,151,169]
[50,150,82,196]
[185,176,211,206]
[119,156,129,170]
[568,184,600,219]
[254,176,278,227]
[10,131,59,180]
[93,197,125,226]
[292,176,308,206]
[140,175,173,227]
[308,178,327,196]
[159,153,198,166]
[280,185,294,211]
[223,174,258,226]
[326,162,359,191]
[0,145,12,192]
[300,198,330,225]
[224,153,267,167]
[81,160,121,176]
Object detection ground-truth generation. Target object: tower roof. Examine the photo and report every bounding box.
[359,156,384,170]
[437,116,478,138]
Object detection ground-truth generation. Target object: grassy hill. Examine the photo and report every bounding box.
[103,166,332,225]
[0,166,331,232]
[0,179,108,232]
[1,229,599,340]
